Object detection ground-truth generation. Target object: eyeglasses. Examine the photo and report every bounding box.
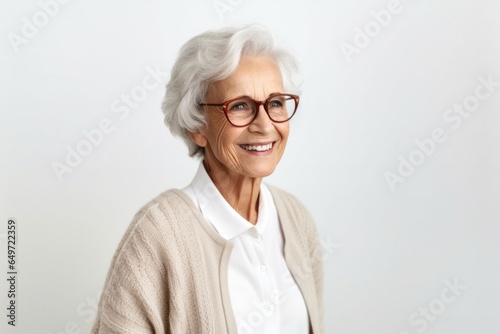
[199,93,300,127]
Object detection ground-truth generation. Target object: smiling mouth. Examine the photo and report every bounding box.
[240,142,274,152]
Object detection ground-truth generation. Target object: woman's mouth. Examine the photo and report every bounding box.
[240,142,274,152]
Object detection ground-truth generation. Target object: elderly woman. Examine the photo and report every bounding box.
[92,24,323,334]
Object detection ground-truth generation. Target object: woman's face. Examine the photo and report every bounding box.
[191,56,290,181]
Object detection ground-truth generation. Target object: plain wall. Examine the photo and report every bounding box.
[1,0,499,333]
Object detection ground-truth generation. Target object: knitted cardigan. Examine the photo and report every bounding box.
[92,186,323,333]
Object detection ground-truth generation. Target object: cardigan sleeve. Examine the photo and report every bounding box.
[91,190,233,334]
[92,208,169,334]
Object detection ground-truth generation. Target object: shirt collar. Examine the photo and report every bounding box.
[190,162,270,240]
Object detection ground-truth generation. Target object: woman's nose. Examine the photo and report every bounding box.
[248,104,274,133]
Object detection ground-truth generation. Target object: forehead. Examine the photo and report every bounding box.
[208,56,283,100]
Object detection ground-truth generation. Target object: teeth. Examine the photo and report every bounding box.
[241,143,273,151]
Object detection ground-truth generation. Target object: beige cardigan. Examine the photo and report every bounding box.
[92,186,323,333]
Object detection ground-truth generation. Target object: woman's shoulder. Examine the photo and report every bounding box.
[102,189,225,289]
[128,188,214,238]
[112,190,194,253]
[116,189,225,256]
[134,188,196,218]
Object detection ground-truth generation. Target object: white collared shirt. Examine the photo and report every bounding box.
[182,163,309,334]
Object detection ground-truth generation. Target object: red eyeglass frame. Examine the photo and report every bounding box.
[199,93,300,127]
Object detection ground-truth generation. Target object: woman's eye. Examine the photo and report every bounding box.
[229,102,249,111]
[268,99,283,108]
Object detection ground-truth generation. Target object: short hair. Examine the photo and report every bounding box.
[161,24,302,157]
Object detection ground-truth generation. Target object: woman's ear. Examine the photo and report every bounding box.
[188,130,207,148]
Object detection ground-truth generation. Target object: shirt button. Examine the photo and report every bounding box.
[260,264,267,272]
[268,304,275,311]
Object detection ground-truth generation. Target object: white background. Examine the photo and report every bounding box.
[1,0,500,333]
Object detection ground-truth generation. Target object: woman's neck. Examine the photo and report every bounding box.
[203,160,261,225]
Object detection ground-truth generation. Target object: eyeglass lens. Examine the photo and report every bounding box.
[226,95,297,126]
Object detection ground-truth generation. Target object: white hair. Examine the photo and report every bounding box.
[161,23,302,157]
